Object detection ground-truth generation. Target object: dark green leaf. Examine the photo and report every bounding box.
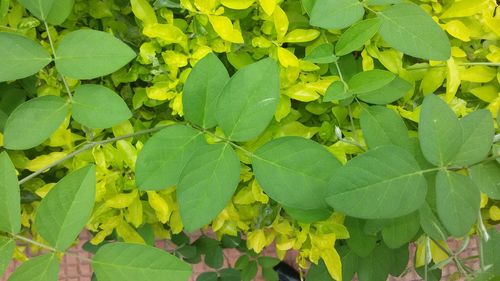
[450,110,494,166]
[389,246,408,277]
[304,43,337,64]
[197,272,218,281]
[419,202,448,241]
[45,0,74,25]
[418,94,462,166]
[3,96,69,150]
[335,18,381,56]
[137,224,155,246]
[35,165,95,251]
[17,0,54,20]
[205,246,223,269]
[348,69,395,94]
[0,237,14,277]
[176,245,198,260]
[323,81,350,102]
[253,136,341,210]
[219,268,241,281]
[183,53,229,129]
[92,243,192,281]
[360,106,411,150]
[177,143,240,232]
[381,212,420,249]
[235,255,250,270]
[136,125,206,190]
[262,267,279,281]
[326,145,427,219]
[436,170,480,237]
[340,247,358,281]
[307,260,334,281]
[310,0,364,29]
[358,244,393,281]
[415,264,442,281]
[329,55,362,81]
[0,32,51,82]
[55,29,136,79]
[258,257,280,268]
[0,151,20,234]
[221,234,242,249]
[345,218,377,257]
[356,76,411,105]
[482,228,500,277]
[283,205,331,223]
[216,58,280,142]
[72,84,132,129]
[378,3,450,60]
[0,85,26,131]
[241,260,258,281]
[9,253,59,281]
[470,162,500,200]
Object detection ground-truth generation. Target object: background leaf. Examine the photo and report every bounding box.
[419,202,448,241]
[177,143,240,232]
[253,136,341,211]
[356,76,411,105]
[449,110,494,166]
[482,228,500,277]
[381,212,420,249]
[73,84,132,129]
[435,170,480,237]
[360,106,411,150]
[469,162,500,200]
[35,165,96,251]
[17,0,54,20]
[55,29,136,79]
[92,243,192,281]
[0,237,14,277]
[309,0,364,29]
[183,53,229,129]
[344,218,377,257]
[216,58,280,142]
[303,43,337,64]
[326,145,427,219]
[45,0,74,25]
[3,96,69,150]
[348,69,395,94]
[418,94,462,166]
[0,151,20,234]
[335,18,381,56]
[0,32,52,82]
[378,3,451,60]
[8,253,59,281]
[0,85,27,131]
[357,244,393,281]
[135,125,206,190]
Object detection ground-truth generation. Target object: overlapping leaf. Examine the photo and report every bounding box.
[0,152,20,234]
[8,254,59,281]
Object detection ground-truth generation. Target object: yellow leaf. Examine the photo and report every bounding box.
[251,180,269,203]
[487,45,500,63]
[443,20,470,41]
[283,29,320,43]
[194,0,219,13]
[143,23,187,49]
[490,206,500,221]
[221,0,255,10]
[26,152,68,172]
[162,50,188,68]
[146,83,177,101]
[247,229,267,253]
[321,248,342,281]
[430,240,449,266]
[285,84,320,102]
[208,15,244,43]
[0,133,3,148]
[259,0,276,15]
[278,47,299,68]
[126,196,143,227]
[415,239,429,267]
[480,193,489,208]
[275,121,319,139]
[460,66,497,83]
[275,95,291,122]
[234,185,255,205]
[35,183,56,198]
[170,211,184,234]
[451,46,467,58]
[487,97,500,118]
[483,10,500,38]
[440,0,487,18]
[469,85,499,102]
[273,6,288,41]
[131,0,157,25]
[105,190,138,209]
[420,67,446,94]
[147,191,171,223]
[252,36,273,48]
[445,58,460,101]
[116,219,146,244]
[361,49,374,71]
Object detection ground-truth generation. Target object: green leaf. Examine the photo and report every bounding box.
[469,162,500,200]
[283,205,331,223]
[35,165,96,251]
[235,255,249,270]
[258,256,280,268]
[45,0,74,25]
[306,260,334,281]
[135,125,206,190]
[183,53,229,129]
[435,170,480,237]
[482,228,500,277]
[73,84,132,129]
[335,18,381,56]
[416,265,442,281]
[197,272,218,281]
[92,243,192,281]
[55,29,136,79]
[450,110,494,166]
[418,202,448,241]
[348,69,395,94]
[195,238,224,269]
[241,260,258,281]
[389,246,409,277]
[0,32,52,82]
[216,58,279,142]
[360,106,411,150]
[377,3,451,60]
[0,152,20,234]
[3,96,69,150]
[0,237,14,277]
[0,85,27,131]
[304,43,337,64]
[367,0,403,5]
[418,94,462,166]
[326,145,427,219]
[9,253,59,281]
[323,81,350,102]
[358,244,393,281]
[17,0,54,20]
[356,76,411,105]
[345,217,377,257]
[340,247,358,281]
[253,136,341,210]
[381,212,420,249]
[177,143,240,232]
[309,0,364,29]
[262,267,278,281]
